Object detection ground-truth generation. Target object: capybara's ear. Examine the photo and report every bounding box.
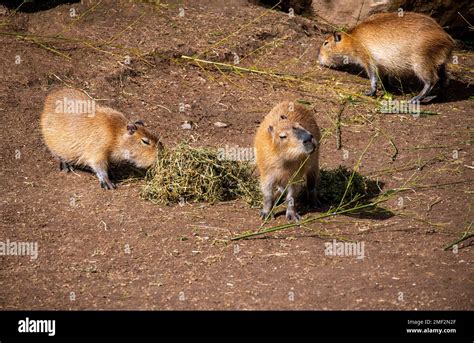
[334,32,341,42]
[135,120,145,126]
[127,123,138,134]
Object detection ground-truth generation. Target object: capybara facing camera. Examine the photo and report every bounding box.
[255,101,321,221]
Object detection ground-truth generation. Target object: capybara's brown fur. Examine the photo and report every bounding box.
[41,88,162,189]
[255,101,321,221]
[318,12,454,102]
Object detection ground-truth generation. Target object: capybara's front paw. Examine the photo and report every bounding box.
[365,88,376,97]
[285,209,301,222]
[100,180,116,190]
[260,210,274,220]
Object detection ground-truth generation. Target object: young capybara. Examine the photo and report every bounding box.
[254,101,321,221]
[41,88,162,189]
[318,12,454,103]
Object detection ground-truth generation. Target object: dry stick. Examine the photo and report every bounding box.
[0,31,114,47]
[302,225,354,243]
[1,31,147,65]
[404,144,452,151]
[197,0,282,58]
[56,0,103,37]
[106,11,146,45]
[457,12,473,30]
[228,34,289,71]
[191,59,218,84]
[443,232,474,250]
[214,64,247,91]
[396,211,448,229]
[239,34,290,63]
[81,40,128,60]
[427,197,442,212]
[368,156,443,177]
[354,0,366,26]
[0,0,27,26]
[180,55,375,103]
[336,101,346,150]
[23,36,72,60]
[232,163,421,241]
[16,25,154,66]
[336,133,378,211]
[272,37,310,72]
[181,55,297,77]
[358,113,398,161]
[231,195,392,241]
[407,179,474,191]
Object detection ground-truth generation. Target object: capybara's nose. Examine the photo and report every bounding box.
[303,133,313,144]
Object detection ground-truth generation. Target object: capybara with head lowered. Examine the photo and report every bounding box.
[318,12,454,103]
[41,88,163,189]
[254,101,321,221]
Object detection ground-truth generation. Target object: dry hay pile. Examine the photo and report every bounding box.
[142,144,261,205]
[142,144,372,208]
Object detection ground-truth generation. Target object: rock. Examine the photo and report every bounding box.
[181,121,193,130]
[249,0,312,14]
[214,121,229,128]
[251,0,472,39]
[311,0,472,38]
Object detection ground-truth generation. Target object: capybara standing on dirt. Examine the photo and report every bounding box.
[255,101,321,221]
[41,88,162,189]
[318,12,454,103]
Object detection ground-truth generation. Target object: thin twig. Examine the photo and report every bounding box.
[443,223,473,250]
[231,195,391,241]
[457,12,473,30]
[336,133,377,210]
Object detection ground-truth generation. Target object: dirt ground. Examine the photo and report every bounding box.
[0,0,473,310]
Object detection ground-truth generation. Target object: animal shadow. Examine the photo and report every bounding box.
[2,0,80,13]
[329,65,473,103]
[109,163,148,183]
[273,166,394,220]
[62,162,147,186]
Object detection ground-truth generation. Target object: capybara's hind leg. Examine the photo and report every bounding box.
[438,63,449,89]
[306,169,320,208]
[410,66,439,103]
[409,80,436,103]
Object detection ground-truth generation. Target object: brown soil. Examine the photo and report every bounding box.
[0,0,473,310]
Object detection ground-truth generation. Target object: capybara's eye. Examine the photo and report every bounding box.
[279,133,287,139]
[323,41,328,46]
[141,138,150,145]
